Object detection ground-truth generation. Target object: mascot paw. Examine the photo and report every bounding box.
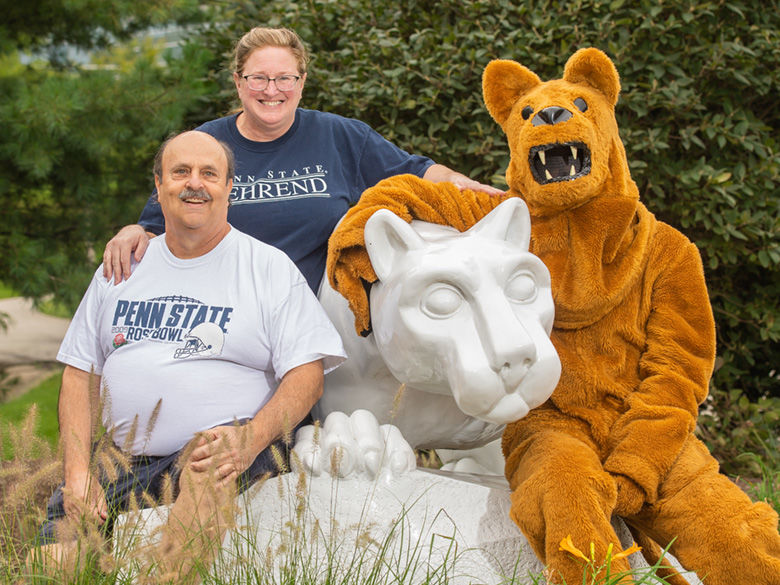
[613,474,645,516]
[292,409,416,479]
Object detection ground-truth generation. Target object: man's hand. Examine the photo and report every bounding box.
[63,470,108,525]
[188,424,258,485]
[186,361,325,485]
[102,224,153,285]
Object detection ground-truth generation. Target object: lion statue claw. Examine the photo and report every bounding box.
[293,409,416,479]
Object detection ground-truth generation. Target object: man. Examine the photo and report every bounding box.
[35,131,346,579]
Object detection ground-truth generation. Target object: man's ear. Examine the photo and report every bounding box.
[563,48,620,106]
[154,174,161,193]
[483,60,542,128]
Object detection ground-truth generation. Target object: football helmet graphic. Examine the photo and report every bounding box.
[174,322,225,359]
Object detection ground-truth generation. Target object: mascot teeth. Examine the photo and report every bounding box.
[529,142,591,185]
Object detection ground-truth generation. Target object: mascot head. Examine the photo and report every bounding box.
[483,48,637,217]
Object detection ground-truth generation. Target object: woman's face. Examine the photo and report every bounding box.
[234,46,306,140]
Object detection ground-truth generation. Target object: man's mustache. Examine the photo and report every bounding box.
[178,188,212,202]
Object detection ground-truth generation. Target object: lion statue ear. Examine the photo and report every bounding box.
[482,60,542,128]
[364,209,425,282]
[563,48,621,106]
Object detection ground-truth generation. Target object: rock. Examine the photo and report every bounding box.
[114,469,702,584]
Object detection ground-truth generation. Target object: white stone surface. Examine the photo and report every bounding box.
[114,469,702,584]
[438,439,505,475]
[313,199,561,452]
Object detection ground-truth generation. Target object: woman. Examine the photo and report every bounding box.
[103,27,502,291]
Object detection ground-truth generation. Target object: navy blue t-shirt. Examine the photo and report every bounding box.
[139,109,435,292]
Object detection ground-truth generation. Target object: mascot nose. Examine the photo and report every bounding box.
[532,106,572,127]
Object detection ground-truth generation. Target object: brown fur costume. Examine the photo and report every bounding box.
[482,48,780,584]
[327,48,780,584]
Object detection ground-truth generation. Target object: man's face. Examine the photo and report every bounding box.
[155,132,232,236]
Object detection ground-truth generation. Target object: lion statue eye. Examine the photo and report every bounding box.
[521,106,534,120]
[421,284,464,318]
[506,272,538,303]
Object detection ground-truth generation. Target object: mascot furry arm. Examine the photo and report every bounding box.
[603,233,714,509]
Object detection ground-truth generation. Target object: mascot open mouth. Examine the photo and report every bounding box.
[529,142,591,185]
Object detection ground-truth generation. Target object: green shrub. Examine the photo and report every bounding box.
[0,2,216,311]
[199,0,779,402]
[697,385,780,477]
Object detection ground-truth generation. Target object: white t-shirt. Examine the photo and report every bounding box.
[57,228,346,456]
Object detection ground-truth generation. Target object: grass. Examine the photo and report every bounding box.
[736,451,780,514]
[0,282,17,300]
[0,407,703,585]
[0,372,61,458]
[1,375,778,584]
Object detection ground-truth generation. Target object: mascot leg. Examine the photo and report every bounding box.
[506,427,632,584]
[628,436,780,585]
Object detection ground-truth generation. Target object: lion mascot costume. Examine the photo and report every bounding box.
[482,48,780,584]
[327,48,779,584]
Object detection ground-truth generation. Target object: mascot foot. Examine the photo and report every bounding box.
[293,409,416,479]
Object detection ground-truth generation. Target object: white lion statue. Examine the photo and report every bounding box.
[295,198,561,478]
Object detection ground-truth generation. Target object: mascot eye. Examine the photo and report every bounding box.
[421,284,463,318]
[506,272,537,303]
[521,106,534,120]
[574,97,588,112]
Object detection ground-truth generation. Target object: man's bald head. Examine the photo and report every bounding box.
[154,131,235,184]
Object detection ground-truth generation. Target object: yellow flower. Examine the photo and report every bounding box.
[559,536,642,564]
[611,542,642,561]
[559,535,590,562]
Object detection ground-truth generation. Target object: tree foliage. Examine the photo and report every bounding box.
[1,0,202,56]
[0,0,777,402]
[202,0,778,400]
[0,0,215,308]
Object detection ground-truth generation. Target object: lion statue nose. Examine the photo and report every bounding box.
[532,106,572,127]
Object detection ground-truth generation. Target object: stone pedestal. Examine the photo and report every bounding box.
[114,469,701,584]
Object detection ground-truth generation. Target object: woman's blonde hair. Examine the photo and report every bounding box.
[232,27,310,75]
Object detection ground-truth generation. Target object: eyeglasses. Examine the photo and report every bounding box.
[241,74,301,92]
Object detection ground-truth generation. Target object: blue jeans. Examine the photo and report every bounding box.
[37,422,298,544]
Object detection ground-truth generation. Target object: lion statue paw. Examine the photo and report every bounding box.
[292,409,416,479]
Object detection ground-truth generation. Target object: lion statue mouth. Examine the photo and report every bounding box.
[529,142,591,184]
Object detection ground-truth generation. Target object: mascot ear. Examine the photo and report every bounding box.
[483,59,542,127]
[563,48,620,106]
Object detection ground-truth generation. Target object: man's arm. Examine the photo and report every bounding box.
[423,163,504,196]
[101,224,158,285]
[188,359,324,482]
[59,365,107,523]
